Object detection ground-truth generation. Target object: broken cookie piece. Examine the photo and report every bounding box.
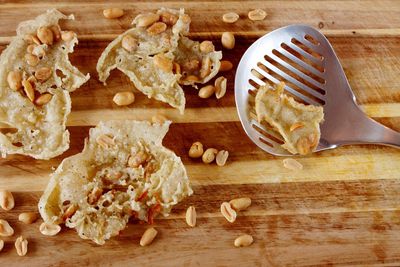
[255,82,324,155]
[0,9,90,159]
[97,8,222,114]
[38,120,192,245]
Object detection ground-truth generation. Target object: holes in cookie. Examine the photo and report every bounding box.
[12,142,23,147]
[61,45,66,50]
[62,200,71,206]
[56,69,66,79]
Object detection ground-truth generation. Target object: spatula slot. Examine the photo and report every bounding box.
[291,38,323,61]
[304,34,320,46]
[252,123,284,144]
[248,78,264,89]
[259,137,273,147]
[281,43,324,72]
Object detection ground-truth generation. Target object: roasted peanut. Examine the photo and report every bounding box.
[32,45,46,59]
[234,234,254,247]
[140,227,158,246]
[103,8,124,19]
[96,134,115,149]
[128,151,149,168]
[0,190,14,211]
[39,222,61,236]
[37,26,54,45]
[159,11,178,26]
[182,75,200,83]
[172,62,181,75]
[185,206,196,227]
[202,148,218,164]
[15,236,28,256]
[121,35,139,52]
[248,9,267,21]
[282,158,303,170]
[50,25,61,41]
[24,34,41,45]
[0,219,14,236]
[25,54,40,66]
[199,41,215,53]
[215,76,227,99]
[61,31,75,42]
[135,13,160,27]
[229,197,251,211]
[62,204,78,221]
[151,114,167,124]
[153,54,173,72]
[221,32,235,49]
[35,93,53,106]
[219,60,233,72]
[0,239,3,252]
[18,212,39,224]
[222,12,239,23]
[147,22,167,35]
[199,56,211,79]
[26,44,36,54]
[113,91,135,106]
[87,187,103,205]
[198,85,215,99]
[188,142,204,158]
[35,67,52,82]
[7,71,22,91]
[290,122,304,132]
[216,150,229,166]
[220,202,237,223]
[22,80,35,102]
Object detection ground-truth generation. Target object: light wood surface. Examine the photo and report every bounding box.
[0,1,400,266]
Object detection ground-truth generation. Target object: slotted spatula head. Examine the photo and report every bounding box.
[235,24,400,156]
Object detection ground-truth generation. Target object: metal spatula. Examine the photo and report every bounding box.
[235,24,400,156]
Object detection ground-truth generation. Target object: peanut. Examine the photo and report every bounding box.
[216,150,229,166]
[220,202,237,223]
[147,22,167,35]
[39,222,61,236]
[128,151,149,168]
[229,197,251,211]
[25,53,39,66]
[61,31,75,42]
[140,227,158,246]
[0,190,14,210]
[15,236,28,256]
[182,59,200,72]
[103,8,124,19]
[122,35,139,52]
[113,91,135,106]
[151,114,167,124]
[199,56,211,79]
[37,26,54,45]
[18,212,39,224]
[173,62,181,75]
[50,25,61,41]
[32,45,46,59]
[24,34,41,45]
[221,32,235,49]
[199,41,215,53]
[188,142,204,158]
[248,9,267,21]
[7,71,22,91]
[0,219,14,237]
[222,12,239,23]
[22,80,35,102]
[219,60,233,72]
[96,134,115,149]
[215,76,227,99]
[198,85,215,99]
[290,122,304,132]
[159,11,178,26]
[35,67,52,82]
[282,158,303,170]
[26,44,36,54]
[185,206,196,227]
[0,239,3,252]
[234,234,254,247]
[182,75,199,83]
[153,54,173,72]
[135,13,160,27]
[62,204,78,221]
[87,187,103,205]
[202,148,218,164]
[35,93,52,106]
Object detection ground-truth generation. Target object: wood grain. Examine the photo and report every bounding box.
[0,1,399,266]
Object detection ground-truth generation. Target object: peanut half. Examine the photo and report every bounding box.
[35,67,52,82]
[234,234,254,247]
[103,8,124,19]
[185,206,196,227]
[35,93,53,106]
[282,158,303,170]
[18,212,39,224]
[128,151,149,168]
[0,239,4,252]
[198,85,215,99]
[222,12,239,24]
[37,26,54,45]
[215,76,227,99]
[7,71,22,90]
[248,9,267,21]
[140,227,158,246]
[229,197,251,211]
[22,80,35,102]
[15,236,28,256]
[151,114,167,124]
[147,22,167,35]
[221,32,235,50]
[122,35,139,52]
[199,41,215,53]
[96,134,115,149]
[153,54,173,72]
[39,222,61,236]
[113,91,135,106]
[219,60,233,72]
[135,13,160,27]
[220,202,237,223]
[189,142,204,158]
[0,190,15,211]
[0,219,14,237]
[202,148,218,164]
[216,150,229,166]
[61,31,75,42]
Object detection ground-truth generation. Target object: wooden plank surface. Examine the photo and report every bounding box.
[0,1,400,266]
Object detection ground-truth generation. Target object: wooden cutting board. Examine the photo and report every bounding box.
[0,1,400,266]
